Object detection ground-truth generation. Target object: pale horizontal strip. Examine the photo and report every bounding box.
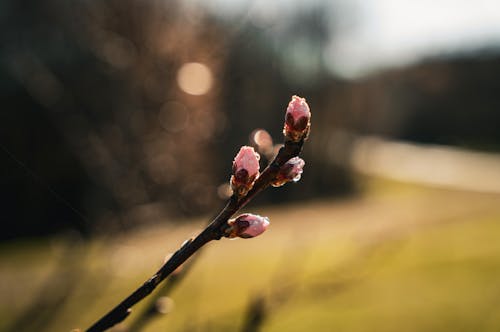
[350,136,500,194]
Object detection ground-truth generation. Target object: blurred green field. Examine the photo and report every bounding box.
[1,178,500,332]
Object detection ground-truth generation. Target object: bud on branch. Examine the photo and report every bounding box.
[283,95,311,142]
[271,157,305,187]
[231,146,260,197]
[225,213,270,239]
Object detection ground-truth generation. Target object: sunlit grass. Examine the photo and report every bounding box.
[265,215,500,332]
[1,178,499,331]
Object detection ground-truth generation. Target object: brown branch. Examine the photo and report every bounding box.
[126,251,200,332]
[86,138,304,332]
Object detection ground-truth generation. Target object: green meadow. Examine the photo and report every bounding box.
[1,178,500,332]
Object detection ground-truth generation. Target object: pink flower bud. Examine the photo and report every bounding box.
[271,157,305,187]
[231,146,260,196]
[283,95,311,141]
[226,213,270,239]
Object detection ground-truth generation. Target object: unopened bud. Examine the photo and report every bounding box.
[231,146,260,196]
[283,95,311,142]
[271,157,305,187]
[226,213,270,239]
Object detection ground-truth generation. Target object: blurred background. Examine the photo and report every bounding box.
[1,0,500,331]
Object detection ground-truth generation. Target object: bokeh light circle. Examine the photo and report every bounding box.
[176,62,213,96]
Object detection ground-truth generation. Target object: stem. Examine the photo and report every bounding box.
[127,251,200,332]
[86,138,304,332]
[86,199,235,332]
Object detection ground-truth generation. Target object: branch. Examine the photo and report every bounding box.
[86,95,310,332]
[126,250,200,332]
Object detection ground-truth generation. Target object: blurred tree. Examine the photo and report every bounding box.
[1,0,227,239]
[2,0,499,240]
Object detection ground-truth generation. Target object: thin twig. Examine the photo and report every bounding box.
[126,252,200,332]
[86,139,304,332]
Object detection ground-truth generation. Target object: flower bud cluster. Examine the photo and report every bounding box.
[226,95,310,240]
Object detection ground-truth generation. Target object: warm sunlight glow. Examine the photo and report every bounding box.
[177,62,213,95]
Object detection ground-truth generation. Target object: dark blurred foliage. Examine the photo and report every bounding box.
[1,0,500,240]
[1,0,227,239]
[390,55,500,150]
[338,54,500,149]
